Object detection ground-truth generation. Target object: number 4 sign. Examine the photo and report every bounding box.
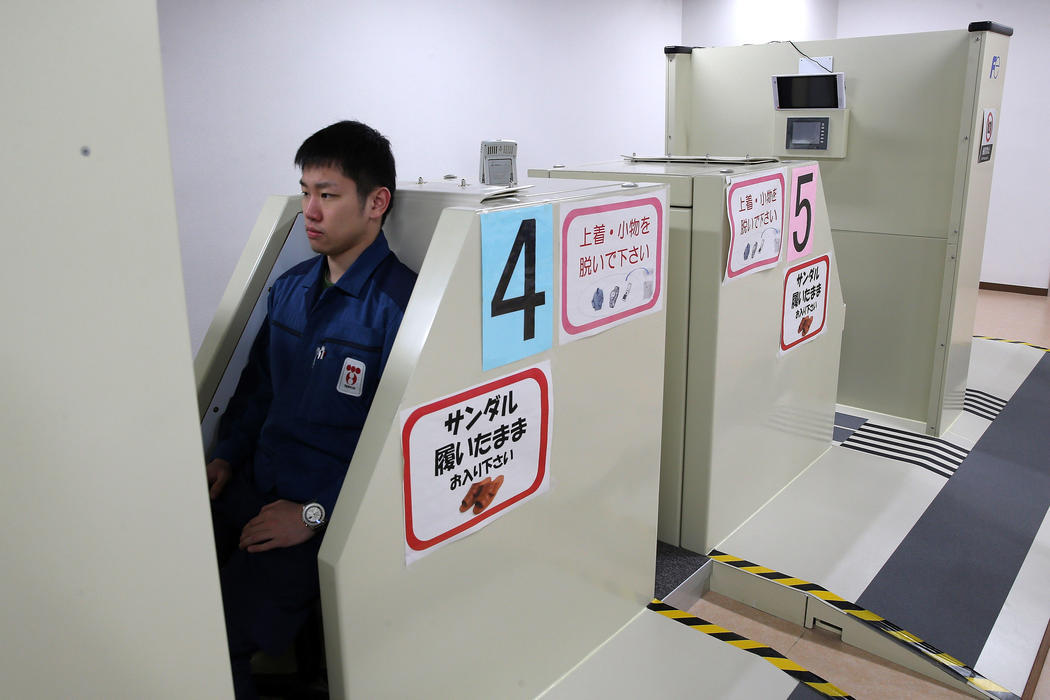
[481,205,554,370]
[787,164,819,262]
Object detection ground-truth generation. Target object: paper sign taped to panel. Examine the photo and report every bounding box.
[400,361,553,564]
[559,193,666,343]
[725,170,786,281]
[781,255,830,353]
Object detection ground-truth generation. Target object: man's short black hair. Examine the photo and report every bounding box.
[295,120,397,224]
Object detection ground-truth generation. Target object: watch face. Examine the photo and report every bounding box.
[304,503,324,526]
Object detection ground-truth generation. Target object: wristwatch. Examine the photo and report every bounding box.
[302,502,326,530]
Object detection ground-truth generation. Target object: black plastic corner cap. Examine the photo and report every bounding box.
[665,45,697,55]
[968,21,1014,36]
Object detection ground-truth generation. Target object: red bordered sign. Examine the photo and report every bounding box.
[400,363,552,562]
[559,194,665,341]
[781,255,830,352]
[726,171,786,280]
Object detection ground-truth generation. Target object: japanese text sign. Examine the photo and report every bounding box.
[559,193,666,342]
[725,170,786,281]
[787,164,819,262]
[481,205,554,370]
[781,255,830,353]
[400,361,552,564]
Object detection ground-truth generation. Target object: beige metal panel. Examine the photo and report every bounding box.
[711,562,809,628]
[530,160,695,207]
[195,196,302,418]
[678,177,723,550]
[833,229,946,423]
[0,3,232,698]
[668,28,1011,436]
[539,165,694,546]
[196,207,316,456]
[687,172,843,553]
[538,609,799,699]
[538,160,842,553]
[657,207,692,545]
[677,31,974,238]
[674,43,781,159]
[665,50,694,156]
[935,31,1011,433]
[318,183,668,698]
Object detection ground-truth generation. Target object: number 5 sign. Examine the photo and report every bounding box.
[481,205,554,370]
[787,164,819,262]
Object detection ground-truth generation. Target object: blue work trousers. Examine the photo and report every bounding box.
[211,468,322,700]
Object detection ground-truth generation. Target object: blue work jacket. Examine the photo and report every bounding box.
[213,232,416,517]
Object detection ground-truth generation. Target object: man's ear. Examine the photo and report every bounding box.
[366,187,391,221]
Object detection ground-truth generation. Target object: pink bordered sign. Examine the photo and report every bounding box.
[781,255,830,353]
[559,193,666,343]
[400,361,552,564]
[725,170,786,281]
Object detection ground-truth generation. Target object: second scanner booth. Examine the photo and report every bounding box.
[665,24,1011,437]
[532,158,845,553]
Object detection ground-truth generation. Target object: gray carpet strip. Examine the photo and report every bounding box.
[856,353,1050,669]
[789,354,1050,699]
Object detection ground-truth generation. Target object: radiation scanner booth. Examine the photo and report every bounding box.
[193,153,849,695]
[531,21,1009,556]
[663,23,1011,438]
[532,158,845,554]
[195,177,677,697]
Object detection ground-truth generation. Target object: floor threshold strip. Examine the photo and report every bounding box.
[646,599,854,699]
[707,550,1019,700]
[839,422,968,479]
[964,388,1008,421]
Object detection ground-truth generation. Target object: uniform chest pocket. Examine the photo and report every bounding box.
[301,328,384,428]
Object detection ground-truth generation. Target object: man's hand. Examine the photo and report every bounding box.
[239,499,316,553]
[206,458,233,500]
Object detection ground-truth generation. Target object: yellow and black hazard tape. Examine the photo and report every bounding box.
[708,550,1019,700]
[974,335,1049,352]
[647,599,855,698]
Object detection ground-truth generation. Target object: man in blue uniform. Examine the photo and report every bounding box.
[205,120,416,698]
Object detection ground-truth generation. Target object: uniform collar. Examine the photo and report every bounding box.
[304,231,393,298]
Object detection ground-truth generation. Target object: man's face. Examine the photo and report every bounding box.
[299,165,375,260]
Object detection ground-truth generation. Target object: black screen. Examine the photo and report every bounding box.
[776,74,840,109]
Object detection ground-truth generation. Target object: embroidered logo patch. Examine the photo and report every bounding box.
[337,357,366,397]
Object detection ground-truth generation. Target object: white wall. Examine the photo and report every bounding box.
[159,0,682,352]
[163,0,1044,352]
[837,0,1050,290]
[683,0,839,46]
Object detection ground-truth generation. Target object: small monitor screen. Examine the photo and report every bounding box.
[786,117,829,150]
[791,120,822,145]
[774,74,842,109]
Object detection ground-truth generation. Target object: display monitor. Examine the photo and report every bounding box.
[785,117,829,150]
[772,73,845,110]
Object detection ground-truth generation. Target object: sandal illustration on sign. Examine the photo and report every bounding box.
[458,475,505,515]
